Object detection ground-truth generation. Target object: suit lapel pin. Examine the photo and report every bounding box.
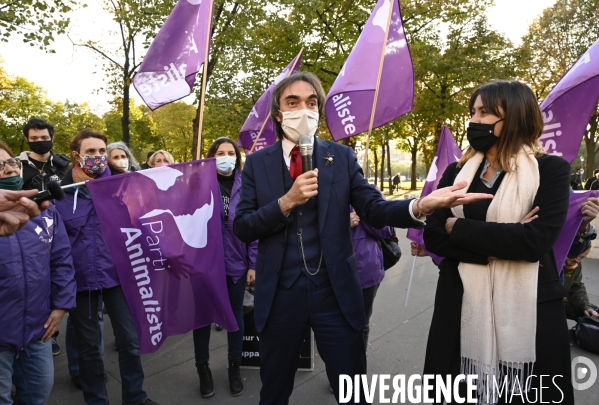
[324,152,334,166]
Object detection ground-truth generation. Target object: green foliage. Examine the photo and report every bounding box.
[520,0,599,172]
[0,0,78,50]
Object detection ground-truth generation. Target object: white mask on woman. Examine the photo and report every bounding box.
[114,159,129,169]
[279,109,319,143]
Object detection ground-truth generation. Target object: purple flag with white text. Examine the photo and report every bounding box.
[407,126,462,264]
[87,159,236,354]
[540,38,599,162]
[325,0,414,141]
[553,191,599,275]
[133,0,214,110]
[237,51,303,154]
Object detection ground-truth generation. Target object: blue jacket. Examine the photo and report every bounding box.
[56,169,119,292]
[222,170,258,282]
[350,188,394,289]
[234,138,422,332]
[0,204,76,352]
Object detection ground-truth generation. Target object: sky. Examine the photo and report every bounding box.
[0,0,558,115]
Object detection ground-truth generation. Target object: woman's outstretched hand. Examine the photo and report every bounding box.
[415,181,493,216]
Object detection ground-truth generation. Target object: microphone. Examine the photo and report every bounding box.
[299,135,313,173]
[28,181,66,204]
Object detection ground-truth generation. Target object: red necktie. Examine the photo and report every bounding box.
[289,146,302,181]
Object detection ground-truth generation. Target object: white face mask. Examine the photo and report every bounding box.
[279,109,319,142]
[115,159,129,169]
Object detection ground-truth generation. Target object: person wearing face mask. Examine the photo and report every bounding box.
[233,72,493,405]
[191,137,257,398]
[55,130,160,405]
[148,150,175,168]
[0,140,76,405]
[571,167,584,190]
[19,118,71,192]
[107,141,140,175]
[422,81,573,403]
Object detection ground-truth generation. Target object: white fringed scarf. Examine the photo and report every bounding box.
[451,147,540,404]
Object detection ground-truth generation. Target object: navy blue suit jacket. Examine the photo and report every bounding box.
[233,138,422,332]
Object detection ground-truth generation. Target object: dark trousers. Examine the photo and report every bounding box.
[258,274,367,405]
[193,275,247,364]
[424,263,574,404]
[69,286,148,405]
[362,283,380,347]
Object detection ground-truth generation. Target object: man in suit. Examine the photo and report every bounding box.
[233,72,490,404]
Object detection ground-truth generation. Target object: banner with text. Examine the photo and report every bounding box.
[540,38,599,163]
[325,0,414,141]
[133,0,214,110]
[87,159,236,354]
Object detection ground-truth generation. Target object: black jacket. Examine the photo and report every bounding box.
[19,151,71,191]
[423,154,571,302]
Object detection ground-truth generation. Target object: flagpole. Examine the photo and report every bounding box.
[248,48,304,154]
[405,255,417,306]
[195,0,214,161]
[361,0,395,171]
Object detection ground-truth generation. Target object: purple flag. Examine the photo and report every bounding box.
[325,0,414,141]
[133,0,214,110]
[407,126,462,264]
[540,38,599,162]
[87,159,236,354]
[553,190,599,275]
[237,51,303,153]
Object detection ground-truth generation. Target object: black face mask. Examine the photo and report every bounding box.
[467,119,503,152]
[28,140,53,155]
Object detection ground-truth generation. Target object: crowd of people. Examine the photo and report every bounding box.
[0,72,596,405]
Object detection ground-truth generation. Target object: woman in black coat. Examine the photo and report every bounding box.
[423,81,573,404]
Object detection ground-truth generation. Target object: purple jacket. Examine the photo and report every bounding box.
[223,170,257,282]
[0,204,76,352]
[350,186,394,289]
[56,169,120,292]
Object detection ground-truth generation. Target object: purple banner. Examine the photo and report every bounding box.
[237,51,303,153]
[553,190,599,275]
[540,38,599,162]
[407,126,462,264]
[325,0,414,141]
[133,0,214,110]
[87,159,236,354]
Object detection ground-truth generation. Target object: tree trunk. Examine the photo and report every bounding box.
[380,144,386,192]
[586,110,599,174]
[192,100,201,160]
[373,149,379,185]
[122,76,130,145]
[411,146,417,190]
[386,139,392,195]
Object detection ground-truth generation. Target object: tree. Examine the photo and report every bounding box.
[520,0,599,173]
[47,101,105,154]
[71,0,177,145]
[0,0,76,50]
[0,70,51,152]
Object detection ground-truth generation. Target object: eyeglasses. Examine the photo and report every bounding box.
[0,158,21,171]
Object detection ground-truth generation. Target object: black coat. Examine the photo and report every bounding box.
[422,154,573,404]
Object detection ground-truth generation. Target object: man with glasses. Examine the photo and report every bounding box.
[19,118,70,191]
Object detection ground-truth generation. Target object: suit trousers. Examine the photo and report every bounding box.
[258,274,367,405]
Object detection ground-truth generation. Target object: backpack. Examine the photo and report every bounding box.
[380,230,402,270]
[571,316,599,355]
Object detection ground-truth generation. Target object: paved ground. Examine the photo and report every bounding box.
[48,198,599,404]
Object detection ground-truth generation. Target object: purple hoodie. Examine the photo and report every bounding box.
[223,170,257,282]
[0,204,76,352]
[56,168,120,292]
[351,186,394,289]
